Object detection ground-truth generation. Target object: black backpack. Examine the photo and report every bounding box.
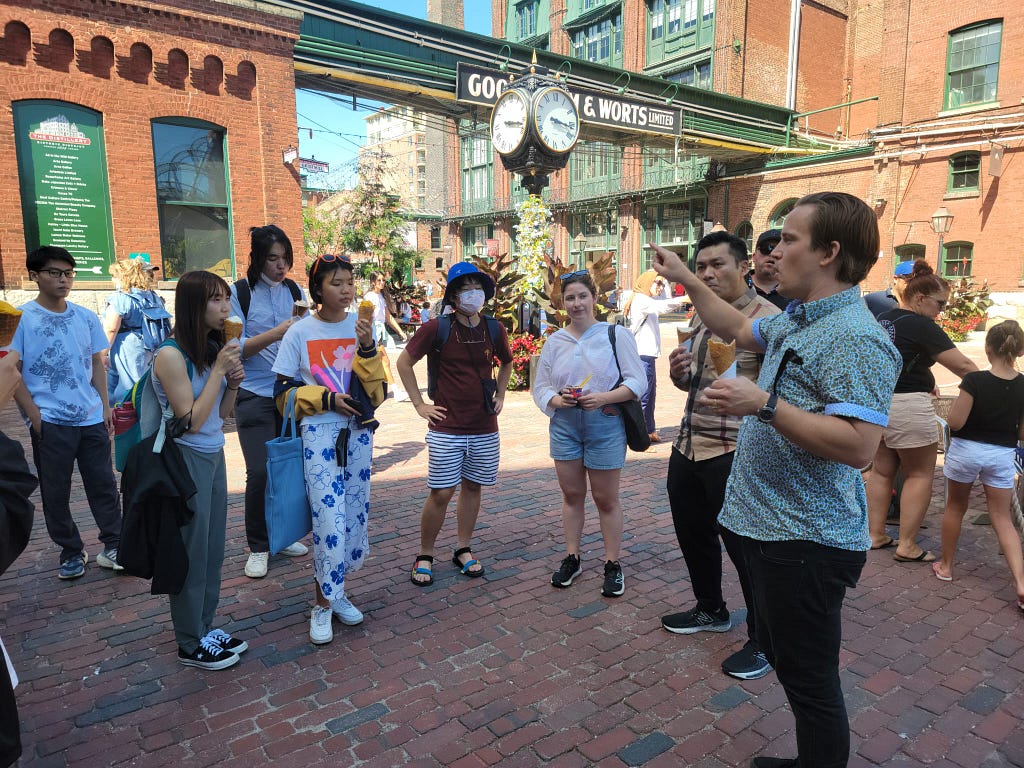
[234,278,301,318]
[426,314,503,399]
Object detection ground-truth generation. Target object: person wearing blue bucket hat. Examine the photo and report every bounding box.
[397,262,512,587]
[864,258,917,318]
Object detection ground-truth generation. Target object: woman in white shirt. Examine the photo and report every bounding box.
[533,270,646,599]
[623,270,685,442]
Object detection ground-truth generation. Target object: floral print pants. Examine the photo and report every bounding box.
[300,416,372,603]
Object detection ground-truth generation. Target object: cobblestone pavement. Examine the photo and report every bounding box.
[2,328,1022,767]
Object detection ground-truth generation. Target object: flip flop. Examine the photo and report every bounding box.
[931,562,952,582]
[410,555,433,586]
[871,536,896,550]
[452,546,484,578]
[894,550,936,563]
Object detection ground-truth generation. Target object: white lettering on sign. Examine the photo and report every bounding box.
[466,72,509,101]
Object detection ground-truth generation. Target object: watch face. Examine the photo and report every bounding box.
[490,89,528,155]
[533,87,580,153]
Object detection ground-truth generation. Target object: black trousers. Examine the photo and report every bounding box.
[30,422,120,562]
[742,536,866,768]
[666,449,755,641]
[234,391,283,552]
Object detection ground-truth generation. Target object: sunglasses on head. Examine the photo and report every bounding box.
[310,252,352,280]
[757,242,778,255]
[560,269,589,282]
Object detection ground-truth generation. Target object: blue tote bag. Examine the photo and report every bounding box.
[265,389,312,554]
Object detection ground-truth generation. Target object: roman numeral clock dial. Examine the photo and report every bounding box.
[533,87,580,154]
[490,89,528,155]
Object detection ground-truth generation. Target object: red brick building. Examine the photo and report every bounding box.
[0,0,303,297]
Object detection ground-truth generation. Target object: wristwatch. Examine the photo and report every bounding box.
[757,393,778,424]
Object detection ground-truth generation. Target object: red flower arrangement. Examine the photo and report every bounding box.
[496,333,545,391]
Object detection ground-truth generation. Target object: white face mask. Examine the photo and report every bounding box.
[457,289,485,314]
[261,272,284,287]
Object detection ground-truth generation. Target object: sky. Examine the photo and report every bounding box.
[295,1,493,188]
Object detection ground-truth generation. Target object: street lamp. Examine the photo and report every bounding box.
[473,240,485,260]
[574,232,587,269]
[931,206,954,269]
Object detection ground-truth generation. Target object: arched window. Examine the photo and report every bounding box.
[941,241,973,278]
[948,152,980,192]
[894,244,925,262]
[1,21,32,66]
[734,221,753,254]
[769,199,797,229]
[43,29,74,72]
[89,36,114,78]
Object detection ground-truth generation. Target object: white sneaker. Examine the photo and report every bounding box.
[393,388,410,402]
[244,552,269,578]
[280,542,308,557]
[309,605,333,645]
[332,596,364,626]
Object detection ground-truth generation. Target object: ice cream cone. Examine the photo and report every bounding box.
[676,325,694,346]
[223,315,243,343]
[707,338,736,376]
[293,300,309,318]
[358,300,375,323]
[0,301,22,348]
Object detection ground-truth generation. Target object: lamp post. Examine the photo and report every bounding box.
[930,206,954,271]
[473,240,485,260]
[574,232,587,269]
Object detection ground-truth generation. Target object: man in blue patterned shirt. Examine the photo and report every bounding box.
[652,192,900,768]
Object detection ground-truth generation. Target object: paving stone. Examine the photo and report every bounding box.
[617,732,674,766]
[325,703,390,735]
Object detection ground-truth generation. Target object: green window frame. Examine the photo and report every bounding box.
[769,199,797,229]
[942,241,973,278]
[945,20,1001,110]
[462,223,494,259]
[515,0,539,39]
[460,127,493,217]
[735,221,753,254]
[647,0,714,66]
[569,210,618,271]
[572,14,623,66]
[948,151,981,191]
[665,60,711,90]
[641,198,707,270]
[569,141,623,201]
[151,117,232,279]
[894,244,925,263]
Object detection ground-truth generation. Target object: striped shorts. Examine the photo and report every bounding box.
[425,430,500,489]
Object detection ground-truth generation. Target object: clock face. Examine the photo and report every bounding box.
[533,87,580,154]
[490,89,528,155]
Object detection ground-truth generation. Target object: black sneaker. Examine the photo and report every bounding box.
[178,637,239,670]
[601,560,624,597]
[722,640,772,680]
[205,628,248,654]
[551,554,582,588]
[661,606,731,634]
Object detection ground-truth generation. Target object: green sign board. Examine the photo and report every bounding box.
[13,101,115,280]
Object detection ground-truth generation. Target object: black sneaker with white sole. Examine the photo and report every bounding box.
[205,628,248,655]
[551,554,582,587]
[178,637,239,670]
[722,640,772,680]
[601,560,624,597]
[661,606,731,634]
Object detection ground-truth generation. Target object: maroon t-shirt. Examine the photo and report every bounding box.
[404,315,513,435]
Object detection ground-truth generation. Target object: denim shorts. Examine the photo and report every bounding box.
[549,405,626,470]
[943,437,1016,489]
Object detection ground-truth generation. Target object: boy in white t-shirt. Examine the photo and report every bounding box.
[12,246,123,580]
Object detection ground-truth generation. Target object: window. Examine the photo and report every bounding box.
[651,0,664,40]
[769,199,797,228]
[460,128,493,214]
[152,119,231,278]
[948,152,980,191]
[895,244,925,262]
[641,198,707,269]
[462,224,493,257]
[666,60,711,89]
[516,0,538,39]
[945,20,1001,110]
[569,141,622,200]
[430,226,441,250]
[569,210,618,270]
[942,241,973,278]
[735,221,753,254]
[572,15,622,66]
[647,0,714,64]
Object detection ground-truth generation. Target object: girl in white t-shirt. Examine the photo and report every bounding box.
[273,254,386,645]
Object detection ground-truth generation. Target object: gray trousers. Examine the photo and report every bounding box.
[234,391,281,552]
[168,445,227,654]
[30,421,121,563]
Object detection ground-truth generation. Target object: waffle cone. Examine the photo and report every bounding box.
[223,316,243,342]
[707,339,736,376]
[0,302,22,347]
[358,300,375,322]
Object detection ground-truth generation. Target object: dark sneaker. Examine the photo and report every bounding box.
[58,552,88,580]
[661,606,731,634]
[96,548,124,572]
[722,641,772,680]
[601,560,624,597]
[551,554,582,588]
[178,637,239,670]
[205,628,248,654]
[750,757,797,767]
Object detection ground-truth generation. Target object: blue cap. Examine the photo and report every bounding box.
[445,261,495,302]
[894,260,915,277]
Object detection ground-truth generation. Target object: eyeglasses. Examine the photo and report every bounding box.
[757,243,778,255]
[309,253,351,281]
[559,269,589,282]
[38,269,76,279]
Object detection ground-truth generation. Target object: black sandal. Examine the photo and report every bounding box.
[411,555,434,586]
[452,547,484,578]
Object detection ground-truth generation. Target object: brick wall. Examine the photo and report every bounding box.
[0,0,303,291]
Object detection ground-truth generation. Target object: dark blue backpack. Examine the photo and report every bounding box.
[426,314,503,399]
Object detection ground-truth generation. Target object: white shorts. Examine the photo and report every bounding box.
[425,430,500,489]
[943,437,1017,489]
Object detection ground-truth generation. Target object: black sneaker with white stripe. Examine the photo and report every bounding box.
[551,554,582,588]
[722,640,772,680]
[178,636,239,670]
[205,628,248,655]
[661,606,731,634]
[601,560,624,597]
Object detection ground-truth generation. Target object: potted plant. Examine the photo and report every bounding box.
[938,277,993,342]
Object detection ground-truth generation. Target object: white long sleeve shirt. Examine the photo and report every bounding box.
[532,322,647,418]
[627,293,685,357]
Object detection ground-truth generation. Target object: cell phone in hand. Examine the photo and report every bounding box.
[342,396,365,415]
